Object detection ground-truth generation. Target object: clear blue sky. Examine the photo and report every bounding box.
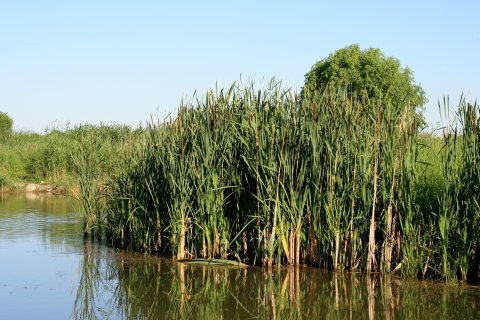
[1,1,479,132]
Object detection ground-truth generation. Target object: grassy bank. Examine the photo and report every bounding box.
[0,124,133,190]
[0,123,138,235]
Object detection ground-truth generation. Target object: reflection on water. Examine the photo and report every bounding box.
[1,195,480,319]
[72,248,480,320]
[71,241,119,320]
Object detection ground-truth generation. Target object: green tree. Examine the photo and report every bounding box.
[0,111,13,141]
[303,44,427,117]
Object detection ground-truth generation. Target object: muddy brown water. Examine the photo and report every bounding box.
[1,195,479,319]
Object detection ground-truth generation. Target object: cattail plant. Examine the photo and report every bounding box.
[93,80,478,282]
[71,130,106,236]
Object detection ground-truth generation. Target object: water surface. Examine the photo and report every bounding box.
[1,195,479,319]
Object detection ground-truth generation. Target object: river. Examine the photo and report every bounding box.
[1,195,479,319]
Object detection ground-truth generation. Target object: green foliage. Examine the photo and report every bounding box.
[0,111,13,141]
[71,130,109,236]
[434,99,480,281]
[0,173,9,189]
[303,44,427,118]
[1,76,478,284]
[0,124,132,188]
[103,81,422,275]
[97,80,479,283]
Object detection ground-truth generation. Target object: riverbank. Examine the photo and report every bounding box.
[0,182,67,195]
[0,123,134,194]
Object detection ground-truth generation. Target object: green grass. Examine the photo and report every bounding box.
[0,124,133,189]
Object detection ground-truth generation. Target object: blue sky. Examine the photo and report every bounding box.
[1,1,479,132]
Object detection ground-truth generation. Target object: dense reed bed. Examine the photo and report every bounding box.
[102,81,473,278]
[436,98,480,281]
[3,82,478,282]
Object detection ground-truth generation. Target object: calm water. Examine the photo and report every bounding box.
[1,195,479,319]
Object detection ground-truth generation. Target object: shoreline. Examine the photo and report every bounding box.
[1,182,68,195]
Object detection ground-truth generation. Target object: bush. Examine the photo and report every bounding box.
[0,112,13,141]
[303,44,427,124]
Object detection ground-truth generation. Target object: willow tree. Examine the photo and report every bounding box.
[303,44,427,119]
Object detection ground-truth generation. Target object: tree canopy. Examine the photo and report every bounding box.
[303,44,427,112]
[0,112,13,140]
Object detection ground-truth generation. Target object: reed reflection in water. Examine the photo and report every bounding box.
[71,242,480,320]
[2,195,478,319]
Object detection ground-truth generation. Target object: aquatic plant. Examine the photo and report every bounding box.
[4,79,475,282]
[71,130,105,236]
[102,80,426,274]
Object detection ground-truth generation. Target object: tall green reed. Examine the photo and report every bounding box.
[102,80,424,274]
[437,97,480,281]
[71,130,106,236]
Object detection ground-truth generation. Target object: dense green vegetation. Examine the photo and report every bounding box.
[1,83,479,282]
[1,88,478,283]
[303,44,427,124]
[0,112,14,142]
[102,83,416,270]
[43,81,469,283]
[0,124,132,190]
[0,124,136,233]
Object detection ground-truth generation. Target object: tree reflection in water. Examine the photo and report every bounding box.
[71,242,480,319]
